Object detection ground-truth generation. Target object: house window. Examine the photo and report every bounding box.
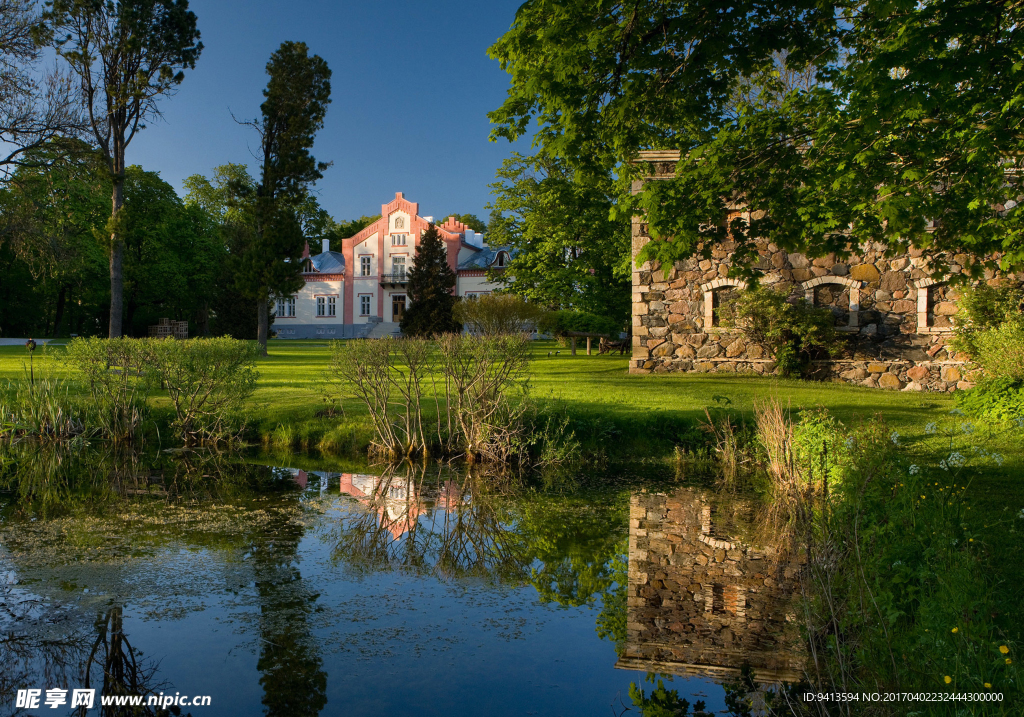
[393,256,406,277]
[916,279,956,333]
[360,295,371,316]
[495,253,506,268]
[391,234,407,246]
[275,297,295,318]
[316,297,326,317]
[327,296,336,317]
[360,256,371,276]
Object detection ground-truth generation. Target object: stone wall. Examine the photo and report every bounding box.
[615,490,805,683]
[630,152,1022,391]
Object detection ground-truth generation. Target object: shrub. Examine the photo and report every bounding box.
[453,293,546,335]
[149,338,261,445]
[955,377,1024,423]
[724,286,839,376]
[537,310,621,338]
[949,283,1023,359]
[63,337,154,441]
[0,375,88,441]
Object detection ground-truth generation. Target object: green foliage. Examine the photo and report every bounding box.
[791,408,850,487]
[950,283,1024,364]
[330,214,380,240]
[400,225,461,337]
[803,416,1021,701]
[62,337,153,441]
[537,310,621,338]
[955,378,1024,424]
[453,293,545,336]
[150,338,260,445]
[487,153,630,321]
[0,374,87,441]
[0,140,111,337]
[488,0,1024,275]
[725,286,838,376]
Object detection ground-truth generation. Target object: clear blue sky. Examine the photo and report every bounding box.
[127,0,530,224]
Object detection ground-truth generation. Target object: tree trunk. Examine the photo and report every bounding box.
[109,173,125,338]
[52,284,67,338]
[257,295,269,355]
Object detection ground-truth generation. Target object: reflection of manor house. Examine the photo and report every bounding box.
[615,490,804,683]
[630,151,1024,390]
[274,192,511,339]
[338,473,425,540]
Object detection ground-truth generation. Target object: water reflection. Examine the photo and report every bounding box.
[0,443,808,715]
[327,466,529,583]
[615,488,805,683]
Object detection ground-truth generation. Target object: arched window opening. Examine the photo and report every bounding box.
[700,278,746,329]
[801,276,860,331]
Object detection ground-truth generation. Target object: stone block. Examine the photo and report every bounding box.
[725,338,746,357]
[687,334,708,347]
[902,381,924,391]
[840,367,869,380]
[746,344,764,359]
[850,264,880,282]
[867,362,887,373]
[791,268,813,282]
[893,299,916,313]
[697,343,722,359]
[788,253,809,268]
[675,344,697,359]
[878,372,903,389]
[652,342,677,358]
[879,272,907,291]
[634,302,649,316]
[934,302,958,316]
[906,365,929,381]
[832,263,849,276]
[940,366,961,382]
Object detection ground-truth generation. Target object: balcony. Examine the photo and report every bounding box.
[380,272,409,287]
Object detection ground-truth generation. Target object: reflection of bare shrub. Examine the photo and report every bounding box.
[331,465,528,583]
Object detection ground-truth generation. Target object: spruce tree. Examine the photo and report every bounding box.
[400,225,461,337]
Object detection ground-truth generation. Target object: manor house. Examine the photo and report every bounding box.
[273,192,509,339]
[630,151,1024,391]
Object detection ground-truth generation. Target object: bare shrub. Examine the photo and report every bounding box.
[149,338,260,445]
[437,333,531,462]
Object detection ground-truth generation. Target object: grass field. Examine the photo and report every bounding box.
[2,337,958,449]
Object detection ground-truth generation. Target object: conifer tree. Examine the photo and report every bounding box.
[400,225,461,337]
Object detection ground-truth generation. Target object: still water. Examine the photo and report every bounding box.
[0,446,803,716]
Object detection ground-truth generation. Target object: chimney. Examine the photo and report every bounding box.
[322,237,330,253]
[395,191,403,200]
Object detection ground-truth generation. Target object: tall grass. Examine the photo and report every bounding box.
[0,374,88,441]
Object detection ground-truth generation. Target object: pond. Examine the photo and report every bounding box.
[0,445,804,716]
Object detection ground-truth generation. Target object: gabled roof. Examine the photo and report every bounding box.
[458,246,513,271]
[307,250,345,274]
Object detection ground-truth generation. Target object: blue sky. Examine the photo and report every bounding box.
[127,0,530,224]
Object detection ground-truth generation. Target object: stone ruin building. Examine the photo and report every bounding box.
[630,151,1024,391]
[615,489,805,683]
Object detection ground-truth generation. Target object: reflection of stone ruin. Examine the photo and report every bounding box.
[615,490,805,683]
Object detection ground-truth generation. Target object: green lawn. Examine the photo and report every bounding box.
[2,337,956,444]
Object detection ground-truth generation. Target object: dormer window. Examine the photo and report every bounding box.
[494,252,506,268]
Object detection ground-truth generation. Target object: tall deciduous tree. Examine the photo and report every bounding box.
[488,152,630,322]
[400,225,460,337]
[235,41,332,354]
[43,0,202,337]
